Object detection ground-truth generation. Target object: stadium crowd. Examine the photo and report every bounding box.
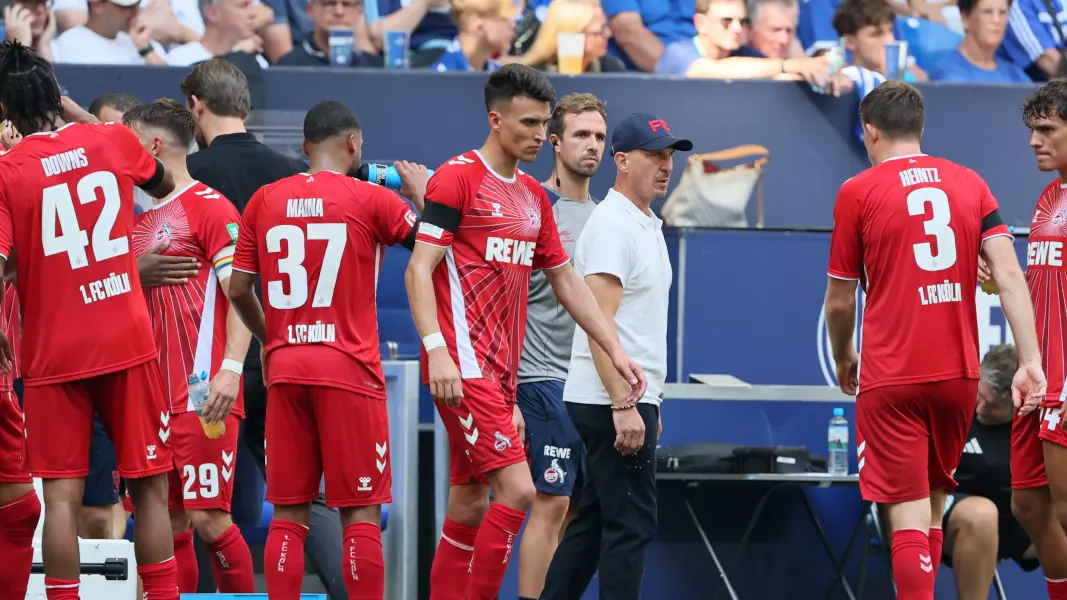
[5,0,1067,83]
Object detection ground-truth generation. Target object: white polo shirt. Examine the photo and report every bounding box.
[563,188,672,407]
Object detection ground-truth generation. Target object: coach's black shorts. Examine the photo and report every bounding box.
[942,492,1039,572]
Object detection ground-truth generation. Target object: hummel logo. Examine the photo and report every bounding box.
[159,428,170,443]
[459,413,474,430]
[160,411,170,426]
[376,442,387,457]
[963,438,983,455]
[222,450,235,465]
[222,466,233,482]
[919,554,932,573]
[376,459,387,474]
[464,429,479,445]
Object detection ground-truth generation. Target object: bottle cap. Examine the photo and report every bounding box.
[200,371,209,381]
[833,408,844,417]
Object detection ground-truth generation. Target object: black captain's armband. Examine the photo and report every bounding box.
[421,200,462,233]
[402,217,420,251]
[138,158,166,192]
[982,210,1005,234]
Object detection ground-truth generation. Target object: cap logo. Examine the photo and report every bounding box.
[648,119,671,133]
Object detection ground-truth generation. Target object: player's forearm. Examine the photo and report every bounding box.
[405,260,444,338]
[997,268,1042,364]
[223,306,253,362]
[219,277,253,360]
[226,273,267,344]
[548,265,620,357]
[824,296,856,360]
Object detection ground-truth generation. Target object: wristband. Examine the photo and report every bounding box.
[610,402,638,411]
[780,59,787,73]
[422,332,446,352]
[220,359,243,375]
[139,46,154,57]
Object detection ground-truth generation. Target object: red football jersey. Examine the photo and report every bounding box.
[232,170,416,399]
[0,123,161,385]
[0,283,21,392]
[132,181,244,416]
[415,150,569,400]
[1026,180,1067,406]
[827,154,1011,392]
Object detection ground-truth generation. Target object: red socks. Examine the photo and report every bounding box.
[891,528,935,600]
[173,529,199,593]
[466,503,526,600]
[1049,577,1067,600]
[0,491,40,599]
[44,577,80,600]
[265,519,308,600]
[343,521,385,599]
[138,556,179,600]
[430,517,479,600]
[928,526,943,577]
[207,524,256,593]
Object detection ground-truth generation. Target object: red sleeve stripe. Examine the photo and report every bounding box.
[827,271,861,281]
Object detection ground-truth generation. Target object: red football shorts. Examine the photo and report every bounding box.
[167,412,240,512]
[435,378,525,487]
[856,378,977,503]
[265,384,392,508]
[23,359,173,480]
[0,389,30,483]
[1010,403,1067,490]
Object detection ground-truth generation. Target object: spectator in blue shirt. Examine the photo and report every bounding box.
[429,0,514,71]
[656,0,834,80]
[930,0,1030,82]
[276,0,384,66]
[601,0,696,70]
[261,0,378,61]
[373,0,456,66]
[1002,0,1067,79]
[833,0,927,80]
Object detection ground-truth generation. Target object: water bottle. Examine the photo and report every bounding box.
[356,163,434,192]
[188,371,225,439]
[187,372,209,415]
[828,408,850,475]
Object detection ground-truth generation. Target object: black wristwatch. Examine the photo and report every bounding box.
[138,46,154,57]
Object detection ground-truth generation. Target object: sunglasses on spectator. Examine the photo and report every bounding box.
[719,17,751,27]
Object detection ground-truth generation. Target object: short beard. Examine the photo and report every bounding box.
[561,155,598,179]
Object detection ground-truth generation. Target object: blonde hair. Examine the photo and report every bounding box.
[519,0,599,68]
[451,0,518,30]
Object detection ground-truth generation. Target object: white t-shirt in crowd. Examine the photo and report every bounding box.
[52,27,167,64]
[51,0,206,37]
[563,188,673,407]
[167,41,270,68]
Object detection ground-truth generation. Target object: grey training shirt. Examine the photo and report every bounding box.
[518,184,599,384]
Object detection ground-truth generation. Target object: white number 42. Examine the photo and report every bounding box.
[41,171,128,269]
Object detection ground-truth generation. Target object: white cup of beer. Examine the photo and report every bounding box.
[557,33,586,75]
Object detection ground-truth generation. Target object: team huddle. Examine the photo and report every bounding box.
[825,79,1067,600]
[0,36,645,600]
